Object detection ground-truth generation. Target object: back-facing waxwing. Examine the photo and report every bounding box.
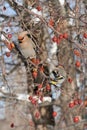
[18,31,36,59]
[50,65,67,87]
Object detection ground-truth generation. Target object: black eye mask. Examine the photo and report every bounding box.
[19,40,22,43]
[18,36,24,40]
[18,34,30,42]
[52,70,59,78]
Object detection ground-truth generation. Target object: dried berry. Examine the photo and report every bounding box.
[3,6,6,10]
[68,78,73,83]
[10,123,14,128]
[5,52,10,57]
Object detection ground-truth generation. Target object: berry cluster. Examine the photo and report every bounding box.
[69,99,82,108]
[52,33,68,44]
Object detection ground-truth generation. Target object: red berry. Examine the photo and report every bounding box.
[52,111,57,117]
[28,96,32,101]
[68,78,73,83]
[74,99,78,105]
[35,112,40,118]
[69,101,74,108]
[5,52,11,57]
[36,6,42,11]
[10,123,14,128]
[83,33,87,38]
[40,96,43,101]
[59,34,63,39]
[78,99,82,105]
[75,61,81,67]
[31,98,37,105]
[73,116,80,123]
[8,34,12,38]
[63,33,68,39]
[73,50,80,57]
[52,36,57,43]
[48,19,54,27]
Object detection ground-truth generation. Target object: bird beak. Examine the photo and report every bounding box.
[18,37,24,42]
[18,31,28,40]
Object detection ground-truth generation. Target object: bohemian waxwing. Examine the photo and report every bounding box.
[50,65,67,87]
[18,31,36,59]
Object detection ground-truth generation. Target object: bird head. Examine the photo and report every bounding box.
[50,66,66,79]
[18,31,28,42]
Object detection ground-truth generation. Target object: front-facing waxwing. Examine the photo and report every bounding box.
[18,31,36,59]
